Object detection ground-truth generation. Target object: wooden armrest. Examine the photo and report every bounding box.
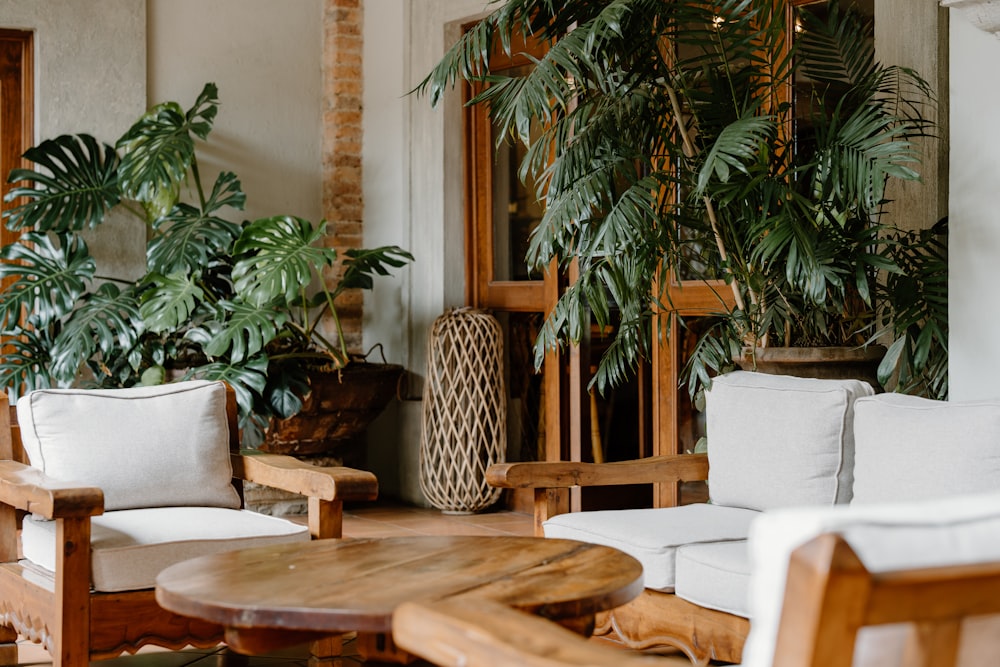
[232,451,378,502]
[0,460,104,518]
[394,597,678,667]
[487,453,709,489]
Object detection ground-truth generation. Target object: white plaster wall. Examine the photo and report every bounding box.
[948,11,1000,401]
[362,0,492,504]
[147,0,323,225]
[0,0,147,281]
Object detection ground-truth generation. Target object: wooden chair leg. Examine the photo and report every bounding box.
[54,518,91,667]
[901,621,962,667]
[0,624,17,666]
[309,497,343,539]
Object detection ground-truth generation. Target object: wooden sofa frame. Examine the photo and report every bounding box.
[393,532,1000,667]
[0,388,378,667]
[487,453,749,665]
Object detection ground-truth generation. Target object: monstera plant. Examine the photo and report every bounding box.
[0,83,412,437]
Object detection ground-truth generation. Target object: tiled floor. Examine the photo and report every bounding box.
[13,502,537,667]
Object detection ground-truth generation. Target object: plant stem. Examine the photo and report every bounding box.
[190,155,208,211]
[663,84,748,315]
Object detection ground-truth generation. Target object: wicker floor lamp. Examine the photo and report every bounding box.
[419,308,506,514]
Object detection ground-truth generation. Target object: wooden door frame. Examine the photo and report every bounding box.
[0,29,33,249]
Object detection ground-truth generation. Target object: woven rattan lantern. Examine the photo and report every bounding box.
[419,308,506,514]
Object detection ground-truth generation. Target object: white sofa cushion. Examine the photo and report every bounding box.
[741,494,1000,667]
[17,381,241,511]
[706,371,873,510]
[22,507,311,592]
[675,540,750,617]
[543,503,757,591]
[853,393,1000,504]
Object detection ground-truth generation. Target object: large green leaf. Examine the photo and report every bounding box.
[3,134,121,232]
[117,83,220,216]
[0,232,94,326]
[335,246,414,296]
[138,271,205,332]
[0,326,55,396]
[232,216,337,307]
[196,300,288,363]
[50,283,143,381]
[189,354,269,426]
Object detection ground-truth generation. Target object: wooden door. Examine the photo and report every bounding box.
[0,30,32,249]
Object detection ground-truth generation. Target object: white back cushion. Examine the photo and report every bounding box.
[742,494,1000,667]
[853,393,1000,504]
[18,381,241,511]
[706,371,874,510]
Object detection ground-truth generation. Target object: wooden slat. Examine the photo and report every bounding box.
[393,597,683,667]
[488,453,709,489]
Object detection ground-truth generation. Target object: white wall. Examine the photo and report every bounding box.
[362,0,492,504]
[948,11,1000,401]
[147,0,324,225]
[0,0,147,281]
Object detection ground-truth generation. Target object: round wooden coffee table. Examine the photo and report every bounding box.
[155,535,643,660]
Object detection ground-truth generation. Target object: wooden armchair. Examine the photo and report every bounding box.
[486,454,741,662]
[392,530,1000,667]
[486,371,878,665]
[0,381,378,667]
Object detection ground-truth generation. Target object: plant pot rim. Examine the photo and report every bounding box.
[738,345,887,365]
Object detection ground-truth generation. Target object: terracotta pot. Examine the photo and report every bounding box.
[262,362,405,456]
[735,345,886,392]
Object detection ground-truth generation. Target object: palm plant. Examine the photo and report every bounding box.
[419,0,946,398]
[0,83,412,433]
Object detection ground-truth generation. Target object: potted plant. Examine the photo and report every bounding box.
[0,82,413,445]
[419,0,946,399]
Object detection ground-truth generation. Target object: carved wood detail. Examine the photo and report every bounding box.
[591,590,749,667]
[89,590,224,660]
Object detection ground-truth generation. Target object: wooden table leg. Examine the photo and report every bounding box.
[309,635,344,667]
[358,632,417,664]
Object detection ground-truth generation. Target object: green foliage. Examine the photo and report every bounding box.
[0,83,413,435]
[420,0,946,399]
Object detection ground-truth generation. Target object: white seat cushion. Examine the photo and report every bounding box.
[853,393,1000,504]
[675,540,749,617]
[741,493,1000,667]
[22,507,310,592]
[543,504,758,591]
[706,371,874,510]
[17,381,240,511]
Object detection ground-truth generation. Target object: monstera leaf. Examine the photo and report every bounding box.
[0,327,55,397]
[193,301,288,363]
[232,216,337,307]
[138,271,206,333]
[0,232,95,326]
[49,283,143,382]
[117,83,219,218]
[3,134,120,232]
[335,246,415,297]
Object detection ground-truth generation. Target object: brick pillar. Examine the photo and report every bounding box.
[322,0,364,356]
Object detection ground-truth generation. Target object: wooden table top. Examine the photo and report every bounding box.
[155,535,643,638]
